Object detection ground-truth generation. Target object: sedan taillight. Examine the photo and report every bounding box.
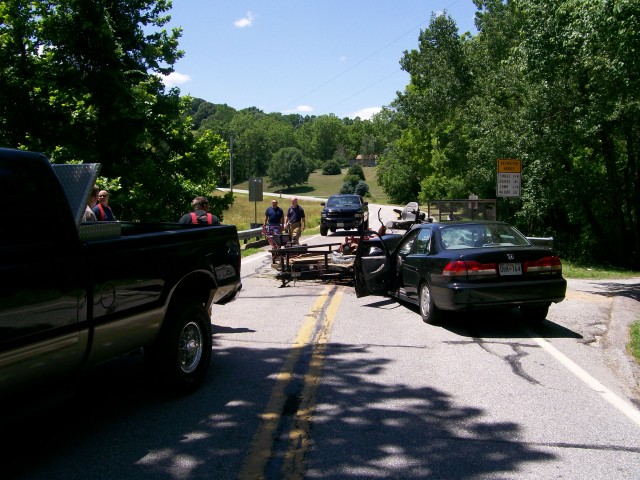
[523,256,562,273]
[442,260,498,276]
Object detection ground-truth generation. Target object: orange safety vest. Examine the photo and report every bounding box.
[190,212,214,224]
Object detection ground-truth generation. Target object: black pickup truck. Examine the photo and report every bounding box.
[0,148,242,403]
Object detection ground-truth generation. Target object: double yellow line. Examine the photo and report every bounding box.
[238,285,344,480]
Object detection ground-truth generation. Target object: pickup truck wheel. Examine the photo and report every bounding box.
[419,283,441,325]
[320,225,328,236]
[147,303,212,393]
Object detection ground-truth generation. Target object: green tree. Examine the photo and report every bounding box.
[0,0,226,221]
[322,159,342,175]
[295,114,346,163]
[346,164,365,181]
[376,143,421,204]
[354,180,370,197]
[267,147,310,189]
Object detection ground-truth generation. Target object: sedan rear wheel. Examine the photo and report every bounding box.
[419,283,440,324]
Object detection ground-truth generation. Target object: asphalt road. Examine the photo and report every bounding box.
[3,230,640,480]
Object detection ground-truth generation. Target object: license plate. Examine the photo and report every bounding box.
[337,222,344,228]
[499,263,522,275]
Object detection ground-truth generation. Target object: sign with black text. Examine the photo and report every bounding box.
[497,159,521,197]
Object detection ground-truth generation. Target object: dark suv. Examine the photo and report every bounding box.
[319,194,369,236]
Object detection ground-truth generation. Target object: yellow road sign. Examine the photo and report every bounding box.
[497,158,522,173]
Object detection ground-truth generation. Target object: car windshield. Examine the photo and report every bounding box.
[327,196,360,207]
[440,224,531,250]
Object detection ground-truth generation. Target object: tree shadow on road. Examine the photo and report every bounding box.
[1,335,556,480]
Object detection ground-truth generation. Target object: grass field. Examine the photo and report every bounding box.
[231,166,389,203]
[213,165,386,231]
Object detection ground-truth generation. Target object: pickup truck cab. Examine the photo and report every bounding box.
[319,194,369,236]
[0,148,242,403]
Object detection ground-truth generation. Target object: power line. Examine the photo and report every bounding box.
[319,69,405,116]
[280,0,467,113]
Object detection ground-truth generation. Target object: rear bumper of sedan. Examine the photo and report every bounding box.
[431,277,567,311]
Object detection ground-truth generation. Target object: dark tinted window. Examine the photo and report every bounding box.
[327,195,361,207]
[0,159,71,247]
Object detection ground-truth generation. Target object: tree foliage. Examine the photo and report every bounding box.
[346,164,365,181]
[322,159,342,175]
[0,0,227,221]
[391,1,640,268]
[267,147,310,189]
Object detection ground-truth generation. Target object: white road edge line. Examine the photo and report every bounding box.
[525,329,640,428]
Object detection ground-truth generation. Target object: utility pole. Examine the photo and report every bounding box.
[229,136,234,194]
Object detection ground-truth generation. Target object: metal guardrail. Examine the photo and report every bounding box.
[238,227,264,244]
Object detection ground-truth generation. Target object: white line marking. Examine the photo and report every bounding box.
[525,329,640,428]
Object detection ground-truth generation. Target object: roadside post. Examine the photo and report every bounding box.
[248,176,263,228]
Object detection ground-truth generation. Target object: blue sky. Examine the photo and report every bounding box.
[163,1,478,120]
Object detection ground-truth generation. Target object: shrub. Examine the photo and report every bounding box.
[339,182,354,194]
[354,180,370,197]
[347,164,365,181]
[322,160,342,175]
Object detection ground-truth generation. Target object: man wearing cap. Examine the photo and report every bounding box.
[263,199,284,231]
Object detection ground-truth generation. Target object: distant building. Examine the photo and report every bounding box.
[350,154,378,167]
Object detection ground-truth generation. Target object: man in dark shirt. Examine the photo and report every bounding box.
[285,197,305,244]
[263,199,284,230]
[178,196,220,225]
[92,190,116,221]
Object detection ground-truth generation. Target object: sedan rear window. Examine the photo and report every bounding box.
[440,224,530,250]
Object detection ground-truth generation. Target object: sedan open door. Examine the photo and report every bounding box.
[353,237,392,298]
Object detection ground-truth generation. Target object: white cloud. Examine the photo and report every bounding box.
[338,55,347,63]
[295,105,314,113]
[234,11,255,28]
[348,107,382,120]
[159,71,191,88]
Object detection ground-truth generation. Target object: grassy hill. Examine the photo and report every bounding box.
[216,166,388,230]
[232,166,389,203]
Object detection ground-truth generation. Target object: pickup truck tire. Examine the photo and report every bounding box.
[320,225,328,236]
[147,302,212,393]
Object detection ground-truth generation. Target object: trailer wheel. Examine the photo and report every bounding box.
[146,302,212,393]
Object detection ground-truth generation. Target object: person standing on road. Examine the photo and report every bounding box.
[92,190,116,221]
[285,197,305,244]
[263,199,284,232]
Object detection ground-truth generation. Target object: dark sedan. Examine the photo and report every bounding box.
[354,221,567,323]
